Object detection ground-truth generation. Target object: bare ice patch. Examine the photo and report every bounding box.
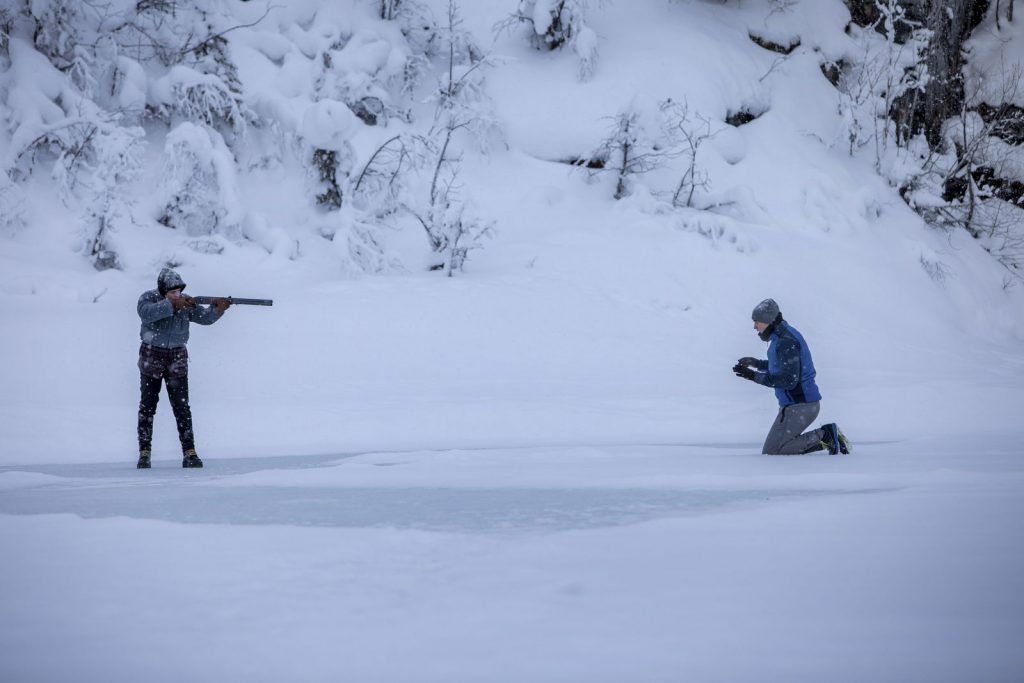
[0,454,890,534]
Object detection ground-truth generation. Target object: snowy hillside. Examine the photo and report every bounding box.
[1,0,1022,464]
[2,1,1024,680]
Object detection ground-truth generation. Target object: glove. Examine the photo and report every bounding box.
[213,297,232,314]
[736,357,760,368]
[732,363,756,381]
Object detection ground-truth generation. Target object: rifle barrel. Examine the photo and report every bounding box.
[191,296,273,306]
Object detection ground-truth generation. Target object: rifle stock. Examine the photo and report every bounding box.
[191,296,273,306]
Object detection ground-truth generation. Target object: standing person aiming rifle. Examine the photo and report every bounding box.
[135,269,272,469]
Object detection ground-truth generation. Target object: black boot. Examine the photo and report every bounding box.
[137,449,151,469]
[182,448,204,468]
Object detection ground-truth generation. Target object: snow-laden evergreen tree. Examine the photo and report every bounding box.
[299,96,393,273]
[158,122,243,238]
[25,0,87,72]
[302,100,359,211]
[20,0,253,135]
[90,36,148,123]
[500,0,601,81]
[331,204,394,274]
[150,60,252,141]
[75,124,145,270]
[309,15,416,131]
[0,0,454,273]
[1,29,146,269]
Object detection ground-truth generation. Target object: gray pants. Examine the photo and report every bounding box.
[763,401,824,455]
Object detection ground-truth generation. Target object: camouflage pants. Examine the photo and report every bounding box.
[137,344,194,451]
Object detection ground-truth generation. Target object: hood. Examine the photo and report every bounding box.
[157,268,186,295]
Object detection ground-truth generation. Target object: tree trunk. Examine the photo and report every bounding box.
[889,0,990,149]
[844,0,880,27]
[615,140,630,200]
[920,1,970,146]
[381,0,401,20]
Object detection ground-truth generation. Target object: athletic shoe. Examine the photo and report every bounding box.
[137,450,151,469]
[821,423,841,455]
[182,449,204,468]
[837,428,850,455]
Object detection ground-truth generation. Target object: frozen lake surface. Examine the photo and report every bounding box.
[0,451,889,533]
[3,438,1023,682]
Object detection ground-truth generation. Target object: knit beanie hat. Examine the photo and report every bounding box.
[751,298,780,324]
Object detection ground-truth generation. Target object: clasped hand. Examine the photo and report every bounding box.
[732,357,758,381]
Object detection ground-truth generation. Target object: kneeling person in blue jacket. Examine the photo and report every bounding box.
[733,299,849,455]
[135,268,231,469]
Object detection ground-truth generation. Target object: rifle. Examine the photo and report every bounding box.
[189,296,273,306]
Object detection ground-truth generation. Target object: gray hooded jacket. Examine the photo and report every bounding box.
[138,269,223,348]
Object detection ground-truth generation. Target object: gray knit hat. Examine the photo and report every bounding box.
[157,268,186,295]
[751,298,780,324]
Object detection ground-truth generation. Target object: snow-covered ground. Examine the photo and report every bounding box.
[3,436,1024,682]
[3,0,1024,679]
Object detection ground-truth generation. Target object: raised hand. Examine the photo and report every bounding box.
[732,363,756,381]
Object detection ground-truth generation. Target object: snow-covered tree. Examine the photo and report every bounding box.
[158,122,243,237]
[309,20,414,130]
[590,97,674,200]
[832,1,929,164]
[940,66,1024,279]
[0,30,145,269]
[352,133,424,216]
[91,37,148,122]
[402,0,497,273]
[662,99,717,208]
[887,0,986,150]
[149,62,252,138]
[2,0,435,272]
[500,0,602,81]
[26,0,88,72]
[75,124,145,270]
[425,195,494,276]
[302,100,360,211]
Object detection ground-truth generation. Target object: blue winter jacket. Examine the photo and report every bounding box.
[137,289,222,349]
[752,321,822,407]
